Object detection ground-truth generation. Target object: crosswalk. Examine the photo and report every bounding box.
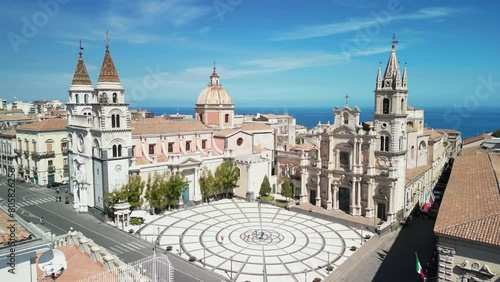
[107,240,154,255]
[16,197,55,208]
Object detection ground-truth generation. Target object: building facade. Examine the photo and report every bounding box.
[277,41,458,225]
[66,44,132,214]
[15,119,69,185]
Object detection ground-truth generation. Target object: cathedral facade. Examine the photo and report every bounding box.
[278,41,453,224]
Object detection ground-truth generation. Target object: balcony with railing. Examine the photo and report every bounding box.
[31,151,55,161]
[48,166,55,173]
[23,150,30,158]
[70,115,102,129]
[14,149,22,156]
[63,164,69,171]
[62,149,69,156]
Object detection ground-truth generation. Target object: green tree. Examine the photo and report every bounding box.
[492,129,500,137]
[259,175,271,197]
[145,172,169,212]
[281,178,292,202]
[165,172,188,210]
[103,174,145,214]
[199,166,214,203]
[214,160,240,198]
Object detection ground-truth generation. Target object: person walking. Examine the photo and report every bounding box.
[40,217,45,224]
[221,235,224,244]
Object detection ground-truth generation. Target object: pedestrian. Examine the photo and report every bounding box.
[56,187,59,193]
[40,217,45,224]
[221,235,224,244]
[247,234,250,241]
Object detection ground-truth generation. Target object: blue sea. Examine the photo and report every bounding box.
[143,106,500,140]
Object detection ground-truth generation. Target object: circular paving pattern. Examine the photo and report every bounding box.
[141,199,372,282]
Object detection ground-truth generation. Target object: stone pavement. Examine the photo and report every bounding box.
[139,199,374,282]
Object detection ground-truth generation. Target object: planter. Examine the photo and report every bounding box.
[166,246,173,252]
[313,278,322,282]
[350,246,357,251]
[326,265,334,272]
[364,235,371,239]
[188,256,196,262]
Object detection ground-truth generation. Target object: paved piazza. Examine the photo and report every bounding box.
[140,199,373,282]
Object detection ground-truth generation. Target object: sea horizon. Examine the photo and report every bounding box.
[136,106,500,140]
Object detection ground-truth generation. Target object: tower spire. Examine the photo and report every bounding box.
[98,31,121,83]
[209,62,220,86]
[71,40,92,86]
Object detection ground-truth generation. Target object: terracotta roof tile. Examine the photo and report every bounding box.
[405,164,431,185]
[463,134,492,145]
[131,119,210,135]
[0,210,32,245]
[214,129,238,137]
[434,154,500,246]
[241,122,272,132]
[435,129,461,135]
[0,114,32,121]
[97,47,121,83]
[423,129,443,141]
[16,119,67,131]
[71,55,92,85]
[0,130,16,137]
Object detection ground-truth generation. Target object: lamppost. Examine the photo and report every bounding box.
[327,251,330,273]
[203,247,206,267]
[304,268,307,282]
[361,227,363,245]
[230,256,233,280]
[179,235,182,256]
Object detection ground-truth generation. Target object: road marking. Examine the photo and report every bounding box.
[108,246,124,254]
[19,205,208,282]
[128,241,147,249]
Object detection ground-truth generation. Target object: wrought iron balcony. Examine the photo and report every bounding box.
[23,150,30,158]
[62,149,69,156]
[31,151,55,160]
[48,166,56,173]
[14,149,22,156]
[63,164,69,170]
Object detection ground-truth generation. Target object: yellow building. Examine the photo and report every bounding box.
[15,119,69,185]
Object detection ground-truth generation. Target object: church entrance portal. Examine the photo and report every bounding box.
[339,187,350,212]
[377,203,387,221]
[182,185,189,202]
[309,189,316,205]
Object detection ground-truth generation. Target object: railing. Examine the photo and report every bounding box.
[63,164,69,170]
[31,151,55,160]
[62,149,68,156]
[71,115,101,129]
[14,149,22,156]
[48,166,55,173]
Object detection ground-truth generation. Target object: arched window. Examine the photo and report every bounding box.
[112,93,118,103]
[343,112,349,125]
[75,94,79,104]
[116,114,120,128]
[401,98,404,112]
[419,141,427,150]
[383,98,390,114]
[84,94,89,104]
[112,145,117,157]
[111,114,116,128]
[117,144,122,157]
[380,135,390,152]
[199,113,203,123]
[224,114,229,123]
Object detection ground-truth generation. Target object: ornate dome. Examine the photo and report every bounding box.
[196,67,233,106]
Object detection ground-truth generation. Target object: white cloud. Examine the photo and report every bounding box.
[273,7,462,41]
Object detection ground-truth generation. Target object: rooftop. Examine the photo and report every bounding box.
[423,129,443,141]
[240,122,272,132]
[0,114,33,121]
[0,209,32,246]
[434,153,500,246]
[16,119,68,132]
[463,133,492,145]
[131,118,210,135]
[0,129,16,138]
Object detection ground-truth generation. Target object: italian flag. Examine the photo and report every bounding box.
[415,252,425,279]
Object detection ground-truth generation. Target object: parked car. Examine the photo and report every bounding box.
[61,180,69,185]
[47,182,63,188]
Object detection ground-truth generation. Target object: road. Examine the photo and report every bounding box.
[0,176,225,282]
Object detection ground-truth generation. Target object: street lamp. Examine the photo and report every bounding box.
[327,251,330,273]
[230,256,234,280]
[304,268,307,282]
[203,247,206,267]
[179,235,182,256]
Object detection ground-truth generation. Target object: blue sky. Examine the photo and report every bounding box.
[1,0,499,109]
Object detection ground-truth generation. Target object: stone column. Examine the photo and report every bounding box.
[350,178,356,214]
[246,164,255,202]
[315,172,321,207]
[335,149,340,170]
[366,178,375,218]
[326,175,333,210]
[333,183,339,210]
[300,169,308,204]
[193,168,202,202]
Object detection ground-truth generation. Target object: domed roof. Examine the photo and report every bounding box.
[196,67,233,106]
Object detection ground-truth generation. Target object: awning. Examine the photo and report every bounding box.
[130,210,148,218]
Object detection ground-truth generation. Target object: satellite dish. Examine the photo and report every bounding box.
[38,249,67,278]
